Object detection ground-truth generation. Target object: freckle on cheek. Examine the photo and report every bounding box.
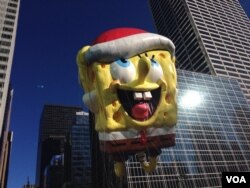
[165,93,171,103]
[159,53,166,58]
[164,112,168,117]
[113,111,122,122]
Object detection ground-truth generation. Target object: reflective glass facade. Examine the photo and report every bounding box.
[149,0,250,103]
[36,105,82,187]
[71,111,91,188]
[123,70,250,187]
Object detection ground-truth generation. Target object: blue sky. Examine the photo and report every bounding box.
[7,0,250,187]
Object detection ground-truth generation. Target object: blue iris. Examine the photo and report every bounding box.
[115,59,131,67]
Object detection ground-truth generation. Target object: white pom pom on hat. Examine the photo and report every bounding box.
[85,27,175,64]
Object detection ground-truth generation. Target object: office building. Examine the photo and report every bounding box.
[43,154,65,188]
[0,0,20,185]
[0,0,20,135]
[0,131,12,188]
[0,88,13,188]
[149,0,250,103]
[101,69,250,187]
[71,111,91,188]
[35,104,82,188]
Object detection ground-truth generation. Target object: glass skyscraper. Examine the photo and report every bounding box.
[122,69,250,188]
[149,0,250,104]
[0,0,19,187]
[35,104,82,188]
[71,111,91,188]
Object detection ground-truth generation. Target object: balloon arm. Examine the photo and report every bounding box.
[83,90,99,113]
[136,152,157,173]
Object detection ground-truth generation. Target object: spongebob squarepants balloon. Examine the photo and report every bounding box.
[77,28,177,177]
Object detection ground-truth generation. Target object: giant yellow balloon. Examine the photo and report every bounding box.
[77,28,177,177]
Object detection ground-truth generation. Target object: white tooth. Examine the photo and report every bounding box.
[134,92,143,100]
[143,91,152,100]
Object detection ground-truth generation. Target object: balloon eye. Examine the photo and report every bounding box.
[110,59,136,83]
[147,59,163,82]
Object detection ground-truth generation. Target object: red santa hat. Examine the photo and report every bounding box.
[85,27,175,64]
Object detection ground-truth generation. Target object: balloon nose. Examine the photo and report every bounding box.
[137,56,151,84]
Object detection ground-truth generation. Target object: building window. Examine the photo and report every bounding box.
[1,34,12,39]
[5,14,15,20]
[0,48,10,54]
[3,27,13,33]
[0,73,5,79]
[0,56,8,62]
[8,3,18,8]
[0,41,11,47]
[0,65,7,70]
[0,81,4,88]
[7,8,16,14]
[4,20,14,26]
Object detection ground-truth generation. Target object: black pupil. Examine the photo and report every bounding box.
[121,58,127,63]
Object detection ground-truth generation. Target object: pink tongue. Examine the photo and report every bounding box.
[131,103,149,120]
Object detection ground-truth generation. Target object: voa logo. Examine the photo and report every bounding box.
[226,176,246,184]
[222,172,250,187]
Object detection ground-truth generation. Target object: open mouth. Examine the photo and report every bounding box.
[117,87,161,121]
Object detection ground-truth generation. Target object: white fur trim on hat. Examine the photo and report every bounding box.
[85,33,175,64]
